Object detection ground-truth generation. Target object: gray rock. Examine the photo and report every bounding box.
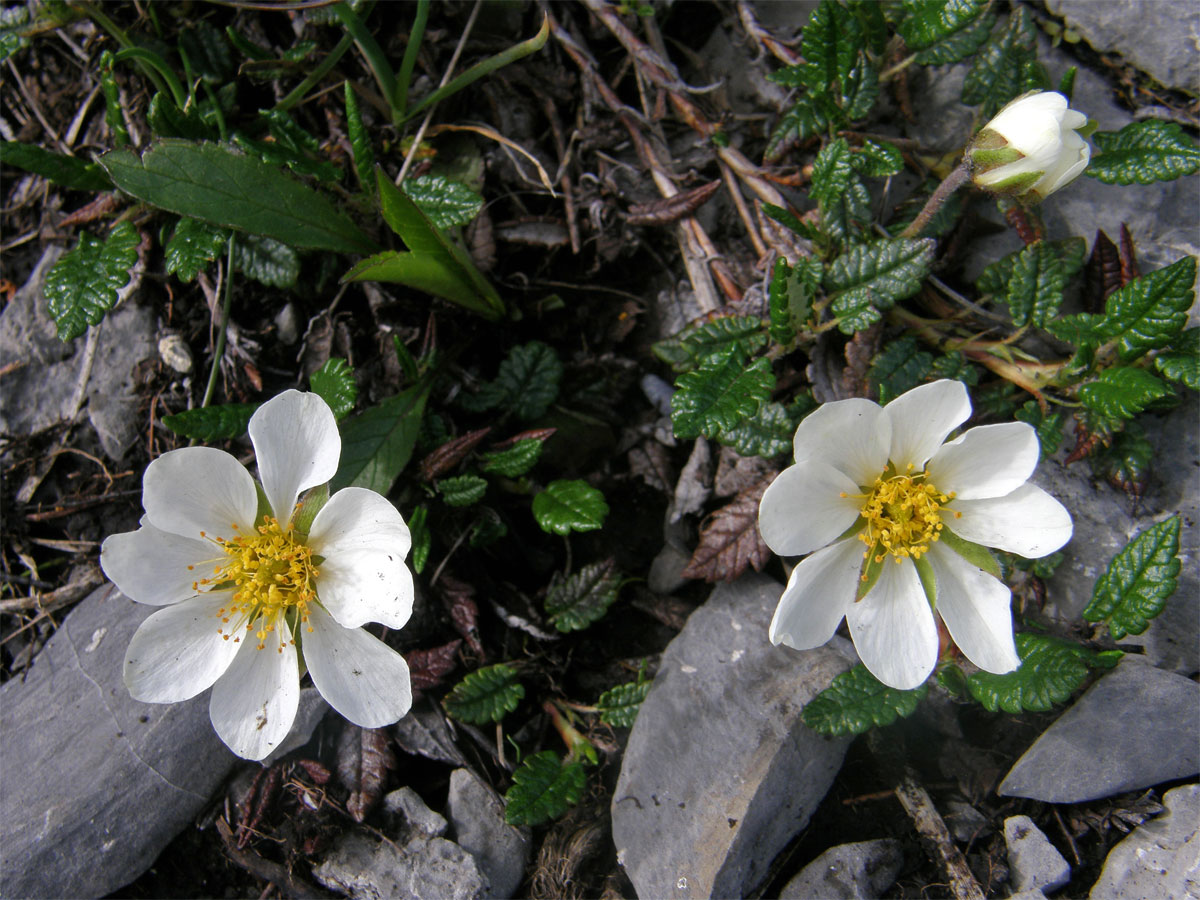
[446,768,531,899]
[999,660,1200,803]
[1045,0,1200,93]
[392,698,469,767]
[313,831,487,900]
[611,572,856,899]
[385,786,448,837]
[0,587,237,899]
[779,839,903,900]
[1005,815,1071,894]
[944,800,991,844]
[1089,784,1200,900]
[84,301,157,460]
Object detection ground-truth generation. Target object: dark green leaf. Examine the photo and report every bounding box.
[161,402,258,441]
[799,0,865,95]
[966,633,1122,713]
[533,480,608,535]
[929,351,979,386]
[1093,424,1153,499]
[45,222,140,341]
[810,138,856,209]
[825,237,936,312]
[900,0,987,50]
[870,337,933,404]
[147,92,214,141]
[961,8,1045,117]
[545,558,621,632]
[0,141,113,192]
[840,55,879,121]
[671,355,775,440]
[99,140,376,255]
[1015,400,1065,459]
[1,5,31,62]
[1078,367,1172,433]
[820,177,873,245]
[178,19,233,83]
[654,316,767,373]
[344,82,375,194]
[479,439,544,478]
[232,233,299,288]
[719,401,794,458]
[443,663,524,724]
[1046,312,1106,348]
[914,9,995,65]
[402,174,483,229]
[309,358,357,419]
[1098,257,1196,362]
[165,217,228,282]
[597,679,650,728]
[801,664,928,735]
[1083,516,1181,639]
[1155,327,1199,390]
[332,379,430,494]
[1003,242,1068,327]
[1087,120,1200,185]
[765,94,835,159]
[852,140,904,177]
[460,341,562,420]
[468,508,507,547]
[408,505,431,574]
[439,474,488,507]
[831,293,882,334]
[99,51,130,148]
[504,751,586,826]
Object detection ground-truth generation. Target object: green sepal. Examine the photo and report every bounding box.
[970,146,1024,168]
[292,483,330,538]
[938,528,1001,578]
[913,554,937,610]
[978,169,1043,196]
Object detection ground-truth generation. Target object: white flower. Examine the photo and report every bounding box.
[757,380,1072,690]
[968,91,1091,201]
[100,390,414,760]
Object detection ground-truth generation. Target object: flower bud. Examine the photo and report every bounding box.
[967,91,1091,202]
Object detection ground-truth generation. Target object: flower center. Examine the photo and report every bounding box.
[191,516,318,651]
[854,467,954,562]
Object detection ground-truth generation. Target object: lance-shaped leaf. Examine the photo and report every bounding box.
[1155,327,1199,390]
[671,354,774,441]
[402,174,484,230]
[443,663,524,724]
[503,751,586,827]
[479,438,544,478]
[332,377,431,494]
[336,725,395,823]
[1083,516,1181,639]
[309,357,357,420]
[1001,241,1069,327]
[825,237,936,315]
[802,664,927,736]
[344,81,375,194]
[232,233,299,288]
[653,316,767,373]
[1078,367,1172,434]
[438,474,488,507]
[682,481,772,583]
[532,480,608,535]
[162,403,258,441]
[966,633,1122,713]
[99,140,376,255]
[914,9,995,66]
[960,7,1046,116]
[899,0,988,49]
[597,679,650,728]
[870,337,933,404]
[0,141,114,192]
[1096,256,1196,362]
[1087,120,1200,185]
[45,221,140,341]
[544,558,621,632]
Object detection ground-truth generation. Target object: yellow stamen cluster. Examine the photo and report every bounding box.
[190,515,318,651]
[848,466,956,563]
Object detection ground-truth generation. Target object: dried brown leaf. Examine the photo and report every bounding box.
[408,639,463,695]
[336,725,396,823]
[418,427,492,481]
[236,764,281,848]
[626,180,720,226]
[59,192,122,228]
[628,441,674,494]
[440,573,483,655]
[713,446,773,498]
[842,321,883,399]
[681,479,773,583]
[1084,229,1122,312]
[1118,222,1140,285]
[1003,203,1044,246]
[491,427,557,449]
[1064,416,1104,465]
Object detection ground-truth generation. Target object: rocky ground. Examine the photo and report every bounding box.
[0,2,1197,898]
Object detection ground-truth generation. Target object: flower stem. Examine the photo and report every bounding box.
[899,163,971,240]
[201,236,236,409]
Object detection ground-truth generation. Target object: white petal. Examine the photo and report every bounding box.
[758,461,864,557]
[791,397,890,486]
[883,380,972,471]
[143,447,257,541]
[123,592,242,702]
[302,604,412,727]
[209,622,300,760]
[846,560,938,690]
[927,543,1020,674]
[946,483,1073,558]
[926,422,1039,500]
[249,390,340,526]
[769,538,862,649]
[309,488,414,629]
[101,523,219,606]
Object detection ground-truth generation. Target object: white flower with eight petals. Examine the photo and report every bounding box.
[758,380,1072,690]
[100,390,413,759]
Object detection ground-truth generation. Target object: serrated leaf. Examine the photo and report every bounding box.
[870,337,933,404]
[1015,400,1065,459]
[810,138,856,209]
[655,316,767,373]
[1083,516,1181,639]
[832,294,882,334]
[471,341,562,421]
[1155,327,1200,390]
[504,751,586,826]
[147,92,214,141]
[344,82,375,193]
[671,355,775,441]
[0,141,113,192]
[1003,242,1068,327]
[802,664,928,735]
[310,358,357,419]
[402,174,483,229]
[443,663,524,724]
[439,474,488,507]
[975,237,1085,296]
[840,55,879,121]
[930,351,979,386]
[597,680,650,728]
[966,633,1122,713]
[479,438,543,477]
[232,233,299,288]
[900,0,987,50]
[1078,367,1172,432]
[100,140,375,255]
[768,257,816,345]
[914,9,995,65]
[45,221,140,341]
[852,140,904,177]
[178,19,233,83]
[165,217,228,282]
[720,401,793,458]
[1094,424,1153,501]
[161,402,258,440]
[532,480,609,535]
[1097,256,1196,362]
[545,558,621,632]
[682,481,772,582]
[408,505,431,574]
[961,7,1046,117]
[468,509,508,548]
[1087,120,1200,185]
[825,237,936,315]
[800,0,865,95]
[1046,312,1106,348]
[332,378,431,494]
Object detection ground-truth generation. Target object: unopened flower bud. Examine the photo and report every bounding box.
[967,91,1091,202]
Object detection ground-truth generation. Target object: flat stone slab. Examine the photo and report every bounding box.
[1089,784,1200,899]
[779,839,903,900]
[611,572,856,899]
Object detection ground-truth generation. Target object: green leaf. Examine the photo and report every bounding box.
[765,94,836,158]
[0,5,31,63]
[165,217,228,282]
[99,140,376,255]
[870,337,933,404]
[332,378,431,494]
[1046,312,1106,349]
[840,55,879,121]
[966,633,1122,713]
[545,558,621,632]
[402,174,483,229]
[147,92,214,141]
[503,751,586,827]
[1002,242,1068,327]
[44,221,140,341]
[852,139,904,177]
[468,508,508,548]
[461,341,562,420]
[178,19,233,83]
[245,109,339,183]
[408,505,431,574]
[443,663,524,724]
[900,0,987,50]
[769,257,818,345]
[161,402,258,441]
[831,294,882,334]
[1097,257,1196,362]
[1083,516,1181,639]
[825,237,936,315]
[719,401,794,458]
[232,233,299,288]
[597,679,650,728]
[914,9,995,65]
[960,7,1046,117]
[532,480,609,535]
[439,474,488,507]
[799,0,865,93]
[809,138,856,209]
[930,351,979,387]
[309,358,357,419]
[479,438,544,478]
[654,316,767,372]
[1078,367,1172,433]
[1087,120,1200,185]
[0,142,113,192]
[344,82,375,194]
[1093,424,1153,497]
[99,51,130,149]
[671,355,775,441]
[975,237,1085,296]
[1015,400,1065,459]
[1155,327,1200,390]
[801,664,928,735]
